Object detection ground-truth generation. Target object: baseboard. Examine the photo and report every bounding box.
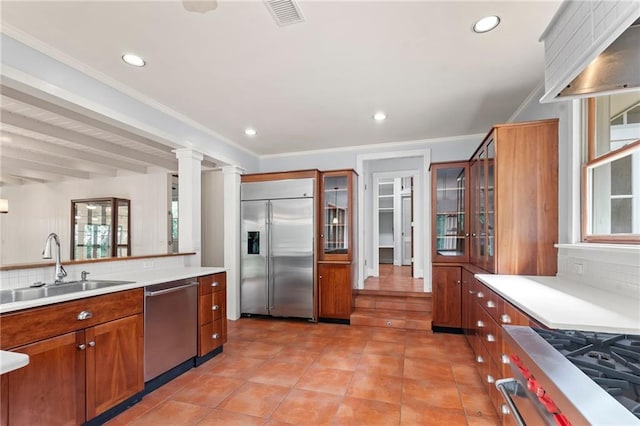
[432,325,463,334]
[318,317,350,325]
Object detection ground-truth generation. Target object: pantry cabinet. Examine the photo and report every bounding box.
[318,169,358,322]
[0,289,144,425]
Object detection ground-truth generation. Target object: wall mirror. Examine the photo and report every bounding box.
[71,198,130,259]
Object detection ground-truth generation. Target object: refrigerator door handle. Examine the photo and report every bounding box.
[267,200,275,311]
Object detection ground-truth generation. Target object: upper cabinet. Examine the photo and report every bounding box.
[470,119,558,275]
[71,198,130,260]
[431,162,469,263]
[319,170,357,261]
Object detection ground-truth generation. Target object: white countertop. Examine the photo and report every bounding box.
[475,274,640,334]
[0,266,226,314]
[0,350,29,374]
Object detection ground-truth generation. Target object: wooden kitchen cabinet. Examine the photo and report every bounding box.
[197,272,227,357]
[318,262,353,320]
[430,162,469,263]
[432,266,462,328]
[318,169,358,323]
[469,119,558,275]
[86,314,143,418]
[0,289,144,425]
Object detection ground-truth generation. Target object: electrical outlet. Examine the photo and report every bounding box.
[572,262,584,275]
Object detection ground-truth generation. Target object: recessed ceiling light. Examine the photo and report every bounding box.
[122,53,145,67]
[245,128,257,136]
[473,15,500,33]
[373,112,387,121]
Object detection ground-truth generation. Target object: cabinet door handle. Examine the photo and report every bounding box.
[500,314,512,324]
[211,281,219,287]
[469,290,477,294]
[77,311,93,321]
[212,333,220,340]
[501,404,511,415]
[319,275,323,279]
[486,301,496,308]
[487,374,495,384]
[477,292,484,299]
[455,280,461,285]
[476,355,484,364]
[487,334,496,342]
[477,320,484,328]
[88,341,96,347]
[78,344,87,350]
[501,354,510,364]
[212,304,220,311]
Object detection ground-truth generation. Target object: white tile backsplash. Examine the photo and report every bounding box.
[557,244,640,298]
[0,255,189,290]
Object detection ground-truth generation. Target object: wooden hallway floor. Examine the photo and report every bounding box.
[363,265,425,293]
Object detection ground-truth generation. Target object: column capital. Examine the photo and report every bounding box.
[221,165,244,176]
[173,148,204,161]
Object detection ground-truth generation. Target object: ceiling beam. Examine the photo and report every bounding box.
[0,165,64,182]
[1,157,91,179]
[0,132,148,174]
[1,111,178,171]
[1,86,178,154]
[1,146,117,177]
[0,174,28,185]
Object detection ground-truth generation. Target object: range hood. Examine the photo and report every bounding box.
[559,20,640,98]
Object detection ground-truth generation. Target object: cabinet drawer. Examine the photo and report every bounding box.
[198,273,226,296]
[199,320,223,355]
[212,291,224,321]
[1,289,143,350]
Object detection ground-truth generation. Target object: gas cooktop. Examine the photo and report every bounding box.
[535,329,640,419]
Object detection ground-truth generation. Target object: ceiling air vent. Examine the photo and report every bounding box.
[264,0,305,26]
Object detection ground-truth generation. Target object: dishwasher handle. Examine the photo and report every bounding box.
[145,281,198,297]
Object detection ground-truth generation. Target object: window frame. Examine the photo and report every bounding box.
[582,97,640,243]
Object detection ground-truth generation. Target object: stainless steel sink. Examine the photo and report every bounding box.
[0,280,135,304]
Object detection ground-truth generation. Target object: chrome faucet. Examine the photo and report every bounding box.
[42,233,67,284]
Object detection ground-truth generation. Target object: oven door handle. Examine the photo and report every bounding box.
[496,378,526,426]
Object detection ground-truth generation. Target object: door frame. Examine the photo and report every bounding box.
[356,148,431,290]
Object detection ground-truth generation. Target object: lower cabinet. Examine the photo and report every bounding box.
[432,266,462,328]
[198,272,227,356]
[0,289,144,425]
[318,262,353,321]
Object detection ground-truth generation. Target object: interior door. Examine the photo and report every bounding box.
[240,200,269,315]
[269,197,314,319]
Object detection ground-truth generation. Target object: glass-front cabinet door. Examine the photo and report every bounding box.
[485,139,495,273]
[431,162,469,262]
[320,171,355,261]
[71,198,130,260]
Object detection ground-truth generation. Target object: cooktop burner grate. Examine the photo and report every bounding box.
[534,329,640,419]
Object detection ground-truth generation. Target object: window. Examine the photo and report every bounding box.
[583,93,640,243]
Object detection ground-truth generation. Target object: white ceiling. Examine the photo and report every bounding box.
[0,0,560,159]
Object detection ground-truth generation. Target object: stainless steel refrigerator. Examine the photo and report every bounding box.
[240,178,315,320]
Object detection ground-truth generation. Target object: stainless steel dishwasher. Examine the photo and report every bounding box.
[144,278,198,382]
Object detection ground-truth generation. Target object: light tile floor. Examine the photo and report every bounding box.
[107,319,500,425]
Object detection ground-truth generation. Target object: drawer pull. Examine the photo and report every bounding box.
[212,304,220,311]
[212,333,220,339]
[500,314,512,324]
[77,311,93,321]
[476,355,484,364]
[486,301,496,308]
[487,334,496,342]
[78,344,86,350]
[477,320,484,328]
[88,341,96,347]
[212,282,219,287]
[501,354,510,364]
[501,404,511,415]
[469,290,477,294]
[477,292,484,299]
[487,374,495,384]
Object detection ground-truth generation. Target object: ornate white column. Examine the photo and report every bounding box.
[174,148,204,267]
[222,165,243,320]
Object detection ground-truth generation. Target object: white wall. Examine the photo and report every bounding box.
[0,172,170,265]
[202,170,225,267]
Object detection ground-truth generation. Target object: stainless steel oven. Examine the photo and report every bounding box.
[499,326,640,425]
